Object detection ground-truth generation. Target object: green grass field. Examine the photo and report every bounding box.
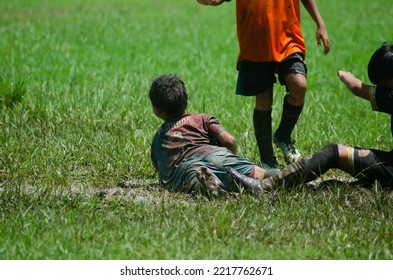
[1,0,393,260]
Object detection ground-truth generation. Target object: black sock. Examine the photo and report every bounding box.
[299,143,339,182]
[267,143,339,186]
[276,95,303,139]
[253,109,274,161]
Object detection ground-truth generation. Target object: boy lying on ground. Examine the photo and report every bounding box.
[149,74,276,197]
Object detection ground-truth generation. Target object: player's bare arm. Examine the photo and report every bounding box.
[337,70,371,101]
[301,0,330,55]
[216,130,237,155]
[196,0,226,6]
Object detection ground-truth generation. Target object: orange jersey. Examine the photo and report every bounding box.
[236,0,306,65]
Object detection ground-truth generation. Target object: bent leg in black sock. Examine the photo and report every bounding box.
[266,143,339,187]
[276,95,303,140]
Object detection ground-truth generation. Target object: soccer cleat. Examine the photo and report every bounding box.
[226,167,272,194]
[273,132,301,164]
[195,166,227,197]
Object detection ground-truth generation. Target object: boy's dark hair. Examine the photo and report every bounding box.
[149,74,188,118]
[368,42,393,85]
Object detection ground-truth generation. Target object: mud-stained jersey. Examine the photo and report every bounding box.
[151,114,226,186]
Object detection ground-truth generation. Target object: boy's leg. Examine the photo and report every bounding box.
[254,106,278,169]
[226,167,273,194]
[336,145,393,187]
[184,162,227,197]
[275,88,305,139]
[275,54,307,164]
[254,89,279,169]
[269,143,339,186]
[195,166,228,197]
[202,148,266,191]
[229,144,393,189]
[236,60,278,170]
[273,93,304,164]
[227,144,340,189]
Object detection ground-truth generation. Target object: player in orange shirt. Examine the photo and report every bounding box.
[196,0,330,170]
[227,43,393,191]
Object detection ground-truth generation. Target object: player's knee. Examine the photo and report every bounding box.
[294,80,307,94]
[289,83,306,96]
[287,83,307,105]
[287,92,305,106]
[287,74,307,93]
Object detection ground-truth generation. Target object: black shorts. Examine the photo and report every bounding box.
[354,148,393,188]
[236,52,307,96]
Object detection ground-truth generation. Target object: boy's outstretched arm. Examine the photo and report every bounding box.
[217,131,237,155]
[337,70,372,101]
[196,0,227,6]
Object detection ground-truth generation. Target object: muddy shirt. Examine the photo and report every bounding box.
[151,113,225,186]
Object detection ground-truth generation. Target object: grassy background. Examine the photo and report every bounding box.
[0,0,392,259]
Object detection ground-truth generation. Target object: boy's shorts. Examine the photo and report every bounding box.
[170,148,256,192]
[236,52,307,96]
